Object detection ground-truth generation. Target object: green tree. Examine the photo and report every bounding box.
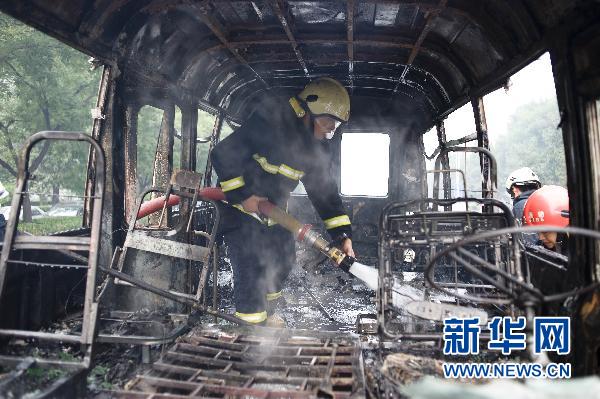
[0,13,100,219]
[492,99,567,194]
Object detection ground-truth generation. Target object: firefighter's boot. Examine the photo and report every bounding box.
[266,291,287,328]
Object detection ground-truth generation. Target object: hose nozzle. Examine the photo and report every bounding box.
[337,253,356,274]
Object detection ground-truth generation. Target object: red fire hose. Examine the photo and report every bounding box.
[136,186,354,270]
[137,187,225,219]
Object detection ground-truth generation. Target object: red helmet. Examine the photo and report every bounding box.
[523,185,569,227]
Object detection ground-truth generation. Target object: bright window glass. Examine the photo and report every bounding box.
[484,52,566,204]
[341,133,390,196]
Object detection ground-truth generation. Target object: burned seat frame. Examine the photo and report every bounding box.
[95,170,225,343]
[378,196,515,340]
[0,131,104,393]
[107,170,218,301]
[376,146,517,341]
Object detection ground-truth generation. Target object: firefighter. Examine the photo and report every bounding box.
[505,167,541,245]
[211,77,354,326]
[505,167,542,222]
[523,185,569,254]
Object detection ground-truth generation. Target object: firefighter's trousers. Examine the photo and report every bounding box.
[223,211,296,322]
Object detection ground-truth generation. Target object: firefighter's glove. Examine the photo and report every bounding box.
[241,195,268,214]
[333,233,355,258]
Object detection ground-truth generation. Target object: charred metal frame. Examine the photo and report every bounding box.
[0,0,599,383]
[434,121,451,208]
[271,0,310,79]
[472,97,493,204]
[84,64,112,227]
[203,110,224,188]
[431,146,498,207]
[0,131,105,367]
[346,0,355,88]
[0,356,88,398]
[198,6,268,88]
[377,196,515,341]
[105,179,219,306]
[107,328,365,398]
[395,0,447,89]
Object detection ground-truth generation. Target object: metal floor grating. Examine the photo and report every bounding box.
[106,327,365,398]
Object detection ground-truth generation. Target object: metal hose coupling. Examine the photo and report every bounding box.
[256,200,355,272]
[298,224,355,272]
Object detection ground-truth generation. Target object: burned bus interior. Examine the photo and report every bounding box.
[0,0,600,397]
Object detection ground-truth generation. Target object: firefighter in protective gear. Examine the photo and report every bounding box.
[523,185,569,253]
[505,167,541,245]
[211,77,354,326]
[505,167,541,221]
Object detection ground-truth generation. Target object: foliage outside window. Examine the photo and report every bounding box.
[484,53,566,204]
[0,13,101,232]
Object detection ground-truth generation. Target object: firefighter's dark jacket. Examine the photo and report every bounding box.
[210,97,352,240]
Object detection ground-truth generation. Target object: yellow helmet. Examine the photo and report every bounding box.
[297,78,350,122]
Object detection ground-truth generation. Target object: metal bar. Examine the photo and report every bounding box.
[123,104,139,222]
[103,391,191,399]
[124,231,210,262]
[165,350,353,375]
[193,201,220,301]
[6,260,89,269]
[221,37,412,49]
[456,248,539,295]
[12,235,90,246]
[151,104,175,227]
[154,361,355,388]
[394,0,447,93]
[184,335,354,355]
[472,97,493,204]
[11,235,90,246]
[203,35,470,81]
[84,65,111,227]
[177,342,354,365]
[97,265,249,326]
[347,0,355,83]
[0,355,85,371]
[212,246,218,322]
[11,243,90,251]
[199,11,267,86]
[0,329,82,343]
[432,146,498,205]
[434,121,451,209]
[271,0,309,77]
[203,110,223,188]
[408,0,447,65]
[297,276,339,323]
[97,323,188,346]
[112,330,365,397]
[0,357,34,390]
[436,282,498,289]
[424,132,478,160]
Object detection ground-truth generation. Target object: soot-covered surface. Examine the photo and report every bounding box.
[212,245,377,332]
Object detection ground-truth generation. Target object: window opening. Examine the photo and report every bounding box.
[341,133,390,196]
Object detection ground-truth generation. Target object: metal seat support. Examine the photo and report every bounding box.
[0,131,105,367]
[104,170,219,305]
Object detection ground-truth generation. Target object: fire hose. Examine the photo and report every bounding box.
[137,188,356,272]
[139,188,490,325]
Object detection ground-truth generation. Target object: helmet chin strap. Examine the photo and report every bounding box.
[296,96,340,140]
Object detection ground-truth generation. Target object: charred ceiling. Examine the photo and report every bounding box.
[0,0,594,125]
